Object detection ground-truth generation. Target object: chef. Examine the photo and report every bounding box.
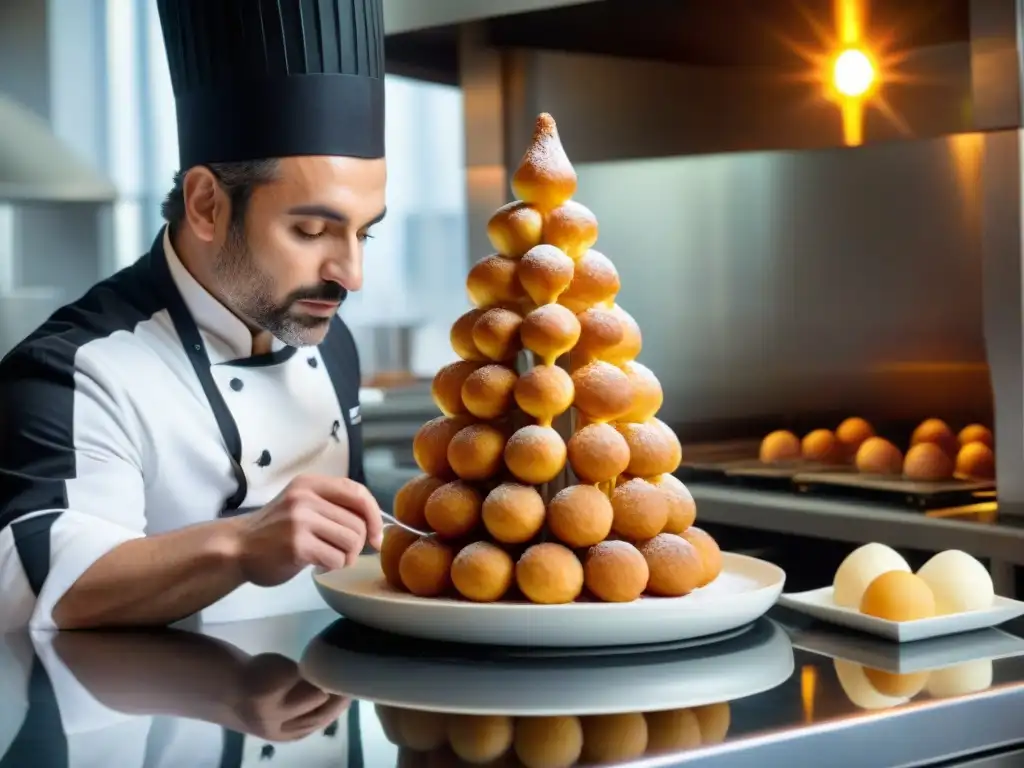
[0,0,388,631]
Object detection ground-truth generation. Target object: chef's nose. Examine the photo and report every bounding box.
[321,243,363,291]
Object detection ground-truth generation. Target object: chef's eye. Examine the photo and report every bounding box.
[358,230,375,243]
[294,225,325,241]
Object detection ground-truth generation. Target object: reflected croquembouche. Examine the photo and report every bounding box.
[383,113,722,605]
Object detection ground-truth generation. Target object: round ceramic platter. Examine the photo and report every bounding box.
[299,616,795,716]
[312,552,786,648]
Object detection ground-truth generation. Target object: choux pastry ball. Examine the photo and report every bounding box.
[572,360,633,422]
[574,307,624,362]
[399,535,456,597]
[423,480,482,539]
[511,112,578,211]
[466,253,524,307]
[956,441,995,480]
[518,244,575,306]
[802,429,841,464]
[559,249,620,313]
[759,430,801,464]
[514,364,574,424]
[855,437,904,475]
[616,419,683,477]
[547,483,614,548]
[904,442,955,481]
[413,415,476,478]
[472,307,523,362]
[521,304,581,364]
[611,478,670,541]
[601,304,642,365]
[487,201,543,258]
[504,425,567,484]
[681,526,723,586]
[450,308,488,362]
[584,541,649,603]
[619,361,664,423]
[516,542,584,604]
[544,200,599,261]
[447,423,507,481]
[451,541,515,603]
[958,423,993,449]
[566,422,630,484]
[836,417,875,457]
[430,360,480,417]
[380,525,420,590]
[461,364,518,420]
[651,473,697,534]
[911,418,958,457]
[638,534,704,597]
[482,482,547,544]
[394,473,446,530]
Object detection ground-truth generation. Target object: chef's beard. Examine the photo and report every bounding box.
[213,225,347,348]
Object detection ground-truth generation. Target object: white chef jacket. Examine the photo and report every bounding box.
[0,227,366,630]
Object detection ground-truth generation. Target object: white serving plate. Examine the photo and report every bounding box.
[300,617,795,716]
[778,586,1024,642]
[313,552,785,648]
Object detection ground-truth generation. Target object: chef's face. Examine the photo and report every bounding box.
[214,155,387,347]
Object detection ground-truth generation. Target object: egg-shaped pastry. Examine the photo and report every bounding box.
[450,308,488,362]
[413,415,476,478]
[447,715,515,765]
[911,418,958,457]
[511,112,578,210]
[855,437,903,475]
[956,441,995,480]
[567,422,630,484]
[836,417,875,458]
[600,304,642,365]
[638,534,703,597]
[617,419,682,477]
[520,303,581,364]
[451,541,514,603]
[471,307,523,362]
[619,362,664,423]
[514,716,584,768]
[516,543,584,604]
[514,364,574,425]
[904,442,954,481]
[431,360,481,416]
[399,535,456,597]
[833,542,911,608]
[584,541,649,603]
[447,423,506,481]
[802,429,841,464]
[572,361,632,422]
[916,549,994,614]
[547,483,614,548]
[461,364,518,420]
[558,249,620,313]
[575,307,624,363]
[466,254,524,307]
[519,244,575,306]
[380,525,420,590]
[611,478,669,541]
[760,430,802,464]
[544,200,599,261]
[504,425,567,484]
[482,482,547,544]
[487,201,543,259]
[860,571,936,621]
[424,480,482,539]
[581,713,649,764]
[394,473,446,530]
[958,423,994,449]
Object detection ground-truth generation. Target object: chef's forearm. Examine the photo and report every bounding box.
[52,517,247,629]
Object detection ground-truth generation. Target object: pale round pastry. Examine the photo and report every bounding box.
[903,442,954,481]
[487,201,543,258]
[571,360,632,422]
[447,423,506,481]
[547,484,614,548]
[447,714,515,765]
[395,709,450,752]
[566,422,630,484]
[504,425,567,484]
[450,308,488,362]
[423,480,482,539]
[451,541,515,602]
[574,307,624,362]
[860,571,936,621]
[619,361,664,423]
[926,660,993,698]
[600,304,642,365]
[580,713,648,763]
[616,419,682,477]
[513,716,583,768]
[431,360,481,416]
[836,417,875,457]
[863,668,930,698]
[680,526,722,586]
[611,478,670,541]
[645,709,702,752]
[651,473,696,534]
[466,254,524,308]
[472,307,523,362]
[461,364,518,419]
[916,549,994,614]
[832,542,911,608]
[519,244,575,306]
[512,113,578,211]
[413,415,476,478]
[834,659,910,710]
[381,525,420,590]
[802,429,841,463]
[855,437,903,475]
[394,474,447,529]
[516,543,584,604]
[584,540,649,602]
[638,534,703,597]
[693,702,731,744]
[759,430,802,463]
[958,423,994,448]
[543,200,599,260]
[399,535,455,597]
[956,441,995,479]
[911,418,958,456]
[482,482,547,544]
[520,304,581,364]
[514,364,574,424]
[558,249,620,313]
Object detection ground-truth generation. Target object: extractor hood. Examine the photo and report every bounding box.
[0,94,117,204]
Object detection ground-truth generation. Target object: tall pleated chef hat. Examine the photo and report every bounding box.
[156,0,385,170]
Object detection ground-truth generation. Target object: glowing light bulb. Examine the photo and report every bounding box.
[832,48,875,98]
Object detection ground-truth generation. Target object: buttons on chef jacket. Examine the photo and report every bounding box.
[256,449,272,468]
[331,420,341,441]
[260,744,275,760]
[324,720,339,737]
[229,377,244,391]
[307,356,319,368]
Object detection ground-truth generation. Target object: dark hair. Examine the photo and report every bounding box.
[160,159,279,230]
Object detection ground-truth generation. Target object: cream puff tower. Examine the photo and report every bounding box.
[382,114,723,604]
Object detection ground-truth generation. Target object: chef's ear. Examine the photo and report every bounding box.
[182,166,226,244]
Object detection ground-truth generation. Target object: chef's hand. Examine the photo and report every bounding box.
[236,474,384,586]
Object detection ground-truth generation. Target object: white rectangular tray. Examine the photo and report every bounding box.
[778,587,1024,642]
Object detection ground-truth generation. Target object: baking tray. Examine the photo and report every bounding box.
[792,471,995,510]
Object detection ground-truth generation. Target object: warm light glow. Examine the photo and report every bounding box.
[833,48,875,97]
